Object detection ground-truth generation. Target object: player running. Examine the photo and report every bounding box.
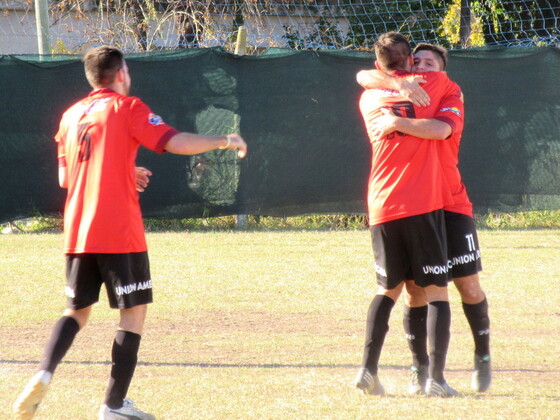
[13,46,247,420]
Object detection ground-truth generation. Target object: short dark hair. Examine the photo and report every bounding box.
[413,43,448,70]
[83,46,124,88]
[374,32,412,71]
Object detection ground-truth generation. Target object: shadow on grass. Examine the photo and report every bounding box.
[3,359,559,373]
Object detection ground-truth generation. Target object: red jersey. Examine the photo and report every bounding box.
[433,97,472,216]
[55,88,179,254]
[360,71,463,226]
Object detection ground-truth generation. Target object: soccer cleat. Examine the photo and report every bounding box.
[408,365,428,395]
[472,354,492,392]
[355,367,385,395]
[13,376,49,420]
[425,379,460,397]
[98,399,155,420]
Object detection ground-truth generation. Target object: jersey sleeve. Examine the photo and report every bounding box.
[434,81,464,136]
[127,97,179,153]
[409,72,464,136]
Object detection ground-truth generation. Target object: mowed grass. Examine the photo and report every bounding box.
[1,229,559,419]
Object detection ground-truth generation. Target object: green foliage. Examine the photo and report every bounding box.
[476,210,560,229]
[143,214,368,231]
[1,217,62,234]
[440,0,486,47]
[473,0,560,46]
[4,211,560,234]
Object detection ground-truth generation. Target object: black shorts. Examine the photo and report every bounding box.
[370,210,450,289]
[445,211,483,278]
[65,252,153,310]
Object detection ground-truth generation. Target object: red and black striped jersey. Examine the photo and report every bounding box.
[359,71,463,226]
[55,88,178,254]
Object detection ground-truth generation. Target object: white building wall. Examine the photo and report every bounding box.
[0,5,350,55]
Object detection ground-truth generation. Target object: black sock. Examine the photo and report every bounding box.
[403,305,429,368]
[427,301,451,383]
[462,298,490,357]
[104,330,141,409]
[362,295,395,374]
[39,316,80,374]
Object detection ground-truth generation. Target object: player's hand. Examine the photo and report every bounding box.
[222,134,248,158]
[369,108,398,141]
[399,76,429,107]
[135,167,152,192]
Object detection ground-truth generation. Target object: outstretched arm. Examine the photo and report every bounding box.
[164,133,247,158]
[356,69,430,107]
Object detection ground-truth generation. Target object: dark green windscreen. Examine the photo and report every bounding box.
[1,47,558,222]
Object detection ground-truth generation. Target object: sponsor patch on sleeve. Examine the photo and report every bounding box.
[148,113,164,126]
[439,107,461,117]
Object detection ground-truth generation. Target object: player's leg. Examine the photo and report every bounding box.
[403,280,429,394]
[355,222,407,395]
[103,305,147,409]
[99,252,154,420]
[454,274,491,391]
[453,273,489,353]
[408,210,458,397]
[446,211,491,391]
[40,306,91,376]
[14,254,101,419]
[356,284,403,395]
[423,285,458,397]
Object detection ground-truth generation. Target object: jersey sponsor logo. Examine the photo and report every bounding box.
[148,113,164,126]
[439,106,461,117]
[422,262,451,275]
[114,280,153,296]
[450,250,481,267]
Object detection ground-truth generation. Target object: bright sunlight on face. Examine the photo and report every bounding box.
[413,50,443,73]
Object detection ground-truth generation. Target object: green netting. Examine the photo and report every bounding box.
[1,47,559,222]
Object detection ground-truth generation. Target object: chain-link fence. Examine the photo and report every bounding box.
[1,0,559,54]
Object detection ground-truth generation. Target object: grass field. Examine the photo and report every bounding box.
[1,229,559,419]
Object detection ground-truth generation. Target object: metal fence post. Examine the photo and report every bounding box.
[34,0,50,55]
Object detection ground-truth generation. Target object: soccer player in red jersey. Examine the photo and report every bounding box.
[354,32,463,397]
[357,43,491,394]
[13,46,247,420]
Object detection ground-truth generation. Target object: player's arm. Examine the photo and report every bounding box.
[55,130,68,188]
[58,166,68,188]
[369,108,452,140]
[356,69,430,107]
[164,133,247,158]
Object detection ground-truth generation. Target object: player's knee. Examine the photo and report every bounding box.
[63,307,91,329]
[424,285,449,302]
[377,283,403,301]
[119,304,148,334]
[404,280,426,306]
[453,275,485,303]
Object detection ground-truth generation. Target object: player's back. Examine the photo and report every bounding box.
[359,71,455,226]
[56,89,147,254]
